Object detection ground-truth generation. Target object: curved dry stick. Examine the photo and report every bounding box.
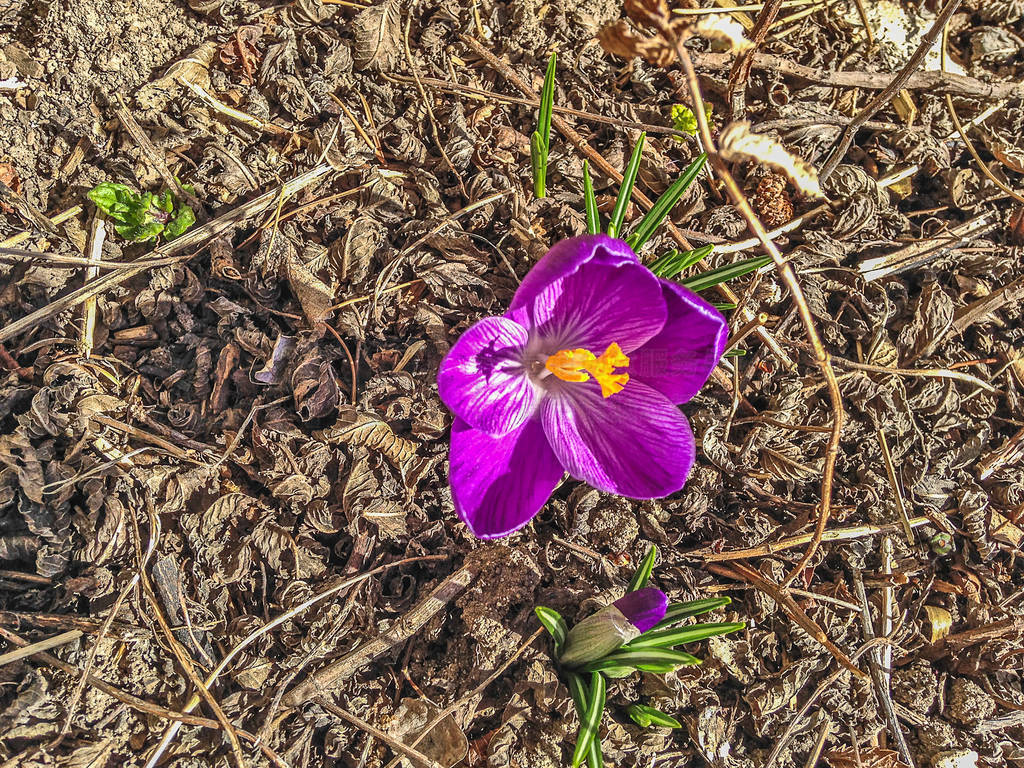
[658,23,844,589]
[135,506,247,768]
[281,564,479,707]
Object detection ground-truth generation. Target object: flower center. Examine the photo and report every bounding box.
[544,343,630,398]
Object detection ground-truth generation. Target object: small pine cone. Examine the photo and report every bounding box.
[751,173,794,228]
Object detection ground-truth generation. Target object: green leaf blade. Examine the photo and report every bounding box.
[535,606,568,653]
[531,131,548,199]
[607,132,645,239]
[583,160,599,235]
[628,704,682,729]
[531,52,556,200]
[627,545,657,592]
[624,622,746,650]
[654,598,732,629]
[628,154,706,250]
[571,672,606,768]
[681,254,771,292]
[582,648,701,674]
[649,244,715,279]
[567,674,602,768]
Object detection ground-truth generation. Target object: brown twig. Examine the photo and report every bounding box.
[143,554,449,768]
[765,637,891,768]
[404,7,468,197]
[691,513,930,562]
[686,48,1024,100]
[381,628,545,768]
[0,205,81,250]
[112,94,205,213]
[713,562,866,678]
[50,494,156,748]
[282,564,480,707]
[0,630,81,667]
[0,165,334,345]
[0,627,293,768]
[385,72,691,136]
[851,569,915,767]
[728,0,783,120]
[133,503,248,768]
[660,20,844,589]
[819,0,962,180]
[317,698,446,768]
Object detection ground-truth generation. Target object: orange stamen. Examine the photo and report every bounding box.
[545,343,630,398]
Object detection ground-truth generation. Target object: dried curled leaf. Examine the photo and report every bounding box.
[318,406,418,470]
[719,122,823,199]
[352,0,401,72]
[599,21,677,66]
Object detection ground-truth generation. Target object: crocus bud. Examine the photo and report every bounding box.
[558,587,668,667]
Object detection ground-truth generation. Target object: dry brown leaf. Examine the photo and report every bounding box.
[826,746,911,768]
[719,122,823,198]
[318,406,418,470]
[598,21,677,66]
[352,0,402,72]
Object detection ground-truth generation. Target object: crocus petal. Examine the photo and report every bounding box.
[613,587,668,633]
[438,316,538,436]
[541,378,695,498]
[449,417,564,539]
[629,281,728,404]
[509,234,639,314]
[521,259,667,353]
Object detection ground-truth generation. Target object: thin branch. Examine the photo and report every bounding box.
[819,0,962,180]
[659,21,845,589]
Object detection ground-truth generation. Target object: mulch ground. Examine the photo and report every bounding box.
[2,0,1024,766]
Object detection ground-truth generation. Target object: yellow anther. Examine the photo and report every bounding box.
[545,343,630,398]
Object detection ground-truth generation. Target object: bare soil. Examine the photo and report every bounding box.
[2,0,1024,766]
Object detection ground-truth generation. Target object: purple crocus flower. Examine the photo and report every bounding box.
[438,234,727,539]
[558,587,669,666]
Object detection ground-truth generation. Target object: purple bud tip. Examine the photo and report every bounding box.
[613,587,668,633]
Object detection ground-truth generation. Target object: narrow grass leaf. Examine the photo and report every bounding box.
[628,704,683,728]
[681,254,771,292]
[571,672,606,768]
[634,662,681,673]
[626,154,706,249]
[567,674,601,768]
[649,244,715,278]
[539,52,556,146]
[531,132,547,199]
[583,648,701,673]
[624,622,746,650]
[607,132,645,239]
[653,597,732,629]
[627,545,657,592]
[534,606,568,653]
[724,348,747,357]
[713,302,737,311]
[531,52,556,199]
[583,160,599,235]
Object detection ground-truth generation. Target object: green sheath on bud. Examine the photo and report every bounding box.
[558,605,640,667]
